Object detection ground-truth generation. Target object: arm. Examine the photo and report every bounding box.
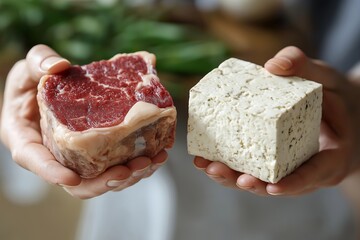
[0,44,167,199]
[194,46,360,196]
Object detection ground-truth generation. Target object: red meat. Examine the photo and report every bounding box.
[37,52,176,178]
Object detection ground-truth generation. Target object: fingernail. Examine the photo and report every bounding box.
[208,174,227,183]
[236,184,259,194]
[112,187,124,192]
[107,179,128,188]
[236,183,255,190]
[150,163,164,171]
[132,166,150,177]
[41,56,70,72]
[267,188,283,196]
[62,187,75,197]
[266,185,284,196]
[58,183,67,187]
[150,165,159,171]
[267,191,283,196]
[266,57,293,71]
[58,183,73,188]
[193,164,206,171]
[142,169,154,178]
[236,179,254,190]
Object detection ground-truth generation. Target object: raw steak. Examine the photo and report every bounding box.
[37,52,177,178]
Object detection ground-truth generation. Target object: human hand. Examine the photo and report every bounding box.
[0,44,167,199]
[193,46,360,196]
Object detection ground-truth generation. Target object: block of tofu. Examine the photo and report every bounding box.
[187,58,322,183]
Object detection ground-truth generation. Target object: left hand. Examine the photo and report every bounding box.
[0,44,168,199]
[193,46,360,196]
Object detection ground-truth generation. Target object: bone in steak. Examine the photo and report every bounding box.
[37,52,176,178]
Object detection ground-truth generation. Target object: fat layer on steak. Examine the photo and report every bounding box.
[37,52,176,178]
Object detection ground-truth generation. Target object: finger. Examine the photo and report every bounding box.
[267,187,317,197]
[266,149,346,196]
[151,150,168,165]
[205,161,240,188]
[194,158,240,188]
[122,156,152,185]
[1,60,40,146]
[264,46,350,138]
[264,46,344,90]
[193,156,212,171]
[127,156,152,173]
[2,60,35,100]
[236,174,269,196]
[142,151,169,178]
[64,165,132,199]
[12,142,81,186]
[26,44,70,80]
[1,61,30,147]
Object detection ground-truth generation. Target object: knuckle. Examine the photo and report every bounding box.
[26,44,47,59]
[6,59,27,82]
[0,126,8,148]
[11,146,25,167]
[12,59,27,70]
[285,45,302,53]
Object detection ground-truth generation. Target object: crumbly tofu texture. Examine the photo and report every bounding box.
[187,58,322,183]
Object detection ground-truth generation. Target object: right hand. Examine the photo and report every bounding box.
[194,46,360,196]
[0,44,167,199]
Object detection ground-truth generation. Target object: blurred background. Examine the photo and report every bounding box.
[0,0,352,240]
[0,0,308,96]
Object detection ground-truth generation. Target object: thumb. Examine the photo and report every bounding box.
[264,46,344,91]
[264,46,352,140]
[26,44,70,81]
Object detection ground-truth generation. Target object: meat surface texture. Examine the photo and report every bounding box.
[37,52,176,178]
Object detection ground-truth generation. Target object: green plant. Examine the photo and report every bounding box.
[0,0,229,75]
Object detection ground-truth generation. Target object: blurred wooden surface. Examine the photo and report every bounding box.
[202,11,309,65]
[0,184,81,240]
